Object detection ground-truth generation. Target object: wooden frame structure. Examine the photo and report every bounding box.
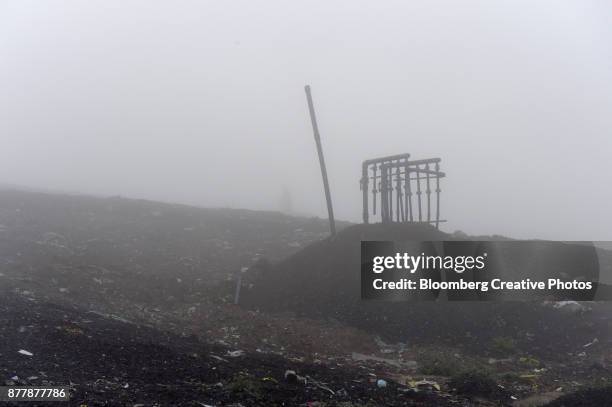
[361,153,445,227]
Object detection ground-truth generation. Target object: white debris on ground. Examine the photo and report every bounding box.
[544,300,591,313]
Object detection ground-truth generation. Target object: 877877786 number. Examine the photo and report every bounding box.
[1,387,69,401]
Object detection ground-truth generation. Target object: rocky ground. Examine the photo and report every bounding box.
[2,288,478,406]
[0,189,611,406]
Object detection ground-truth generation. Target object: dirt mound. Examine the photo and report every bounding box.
[242,223,612,359]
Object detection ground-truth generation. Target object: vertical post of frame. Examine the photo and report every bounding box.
[405,161,413,222]
[426,163,431,223]
[435,161,441,229]
[416,164,422,222]
[381,164,388,223]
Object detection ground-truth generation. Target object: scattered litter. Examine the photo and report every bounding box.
[550,301,590,313]
[351,352,417,369]
[3,191,611,406]
[408,379,440,392]
[226,350,245,358]
[306,376,335,395]
[519,356,540,367]
[488,357,513,364]
[209,355,228,363]
[374,336,405,354]
[336,388,348,397]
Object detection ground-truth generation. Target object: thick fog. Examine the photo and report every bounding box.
[2,1,611,240]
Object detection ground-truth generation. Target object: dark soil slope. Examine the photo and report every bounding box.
[1,289,466,407]
[0,188,342,312]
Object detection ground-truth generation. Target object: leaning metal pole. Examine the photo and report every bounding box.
[305,85,336,236]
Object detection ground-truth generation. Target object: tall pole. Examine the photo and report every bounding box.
[305,85,336,236]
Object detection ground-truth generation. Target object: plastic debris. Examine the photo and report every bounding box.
[377,379,387,388]
[408,379,440,392]
[18,349,33,356]
[551,301,590,313]
[226,350,245,357]
[306,376,334,394]
[352,352,417,369]
[210,355,228,363]
[284,370,298,384]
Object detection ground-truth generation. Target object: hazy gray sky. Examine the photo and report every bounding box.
[2,1,611,240]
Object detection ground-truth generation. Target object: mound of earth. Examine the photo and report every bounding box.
[242,223,612,359]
